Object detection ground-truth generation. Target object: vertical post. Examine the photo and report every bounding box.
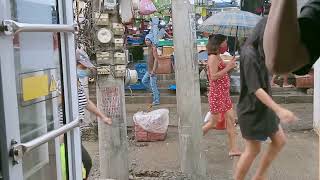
[93,0,129,179]
[172,1,207,179]
[312,47,320,129]
[97,76,129,180]
[313,60,320,178]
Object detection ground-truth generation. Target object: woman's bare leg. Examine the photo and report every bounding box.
[252,126,286,180]
[202,113,219,135]
[235,140,261,180]
[225,108,241,155]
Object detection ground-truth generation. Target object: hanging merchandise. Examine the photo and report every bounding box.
[197,16,204,25]
[201,7,207,17]
[134,18,142,28]
[140,0,157,15]
[163,16,170,24]
[153,0,171,14]
[132,0,140,10]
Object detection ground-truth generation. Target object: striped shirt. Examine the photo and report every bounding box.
[59,83,88,133]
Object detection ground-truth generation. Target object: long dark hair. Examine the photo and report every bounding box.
[243,17,267,60]
[207,34,227,55]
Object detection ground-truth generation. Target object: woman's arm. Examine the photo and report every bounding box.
[264,0,309,74]
[86,99,112,125]
[208,56,234,80]
[255,88,297,123]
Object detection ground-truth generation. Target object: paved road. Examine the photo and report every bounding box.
[83,103,318,179]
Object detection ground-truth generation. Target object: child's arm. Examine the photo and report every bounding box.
[255,88,297,123]
[208,55,235,80]
[86,99,112,125]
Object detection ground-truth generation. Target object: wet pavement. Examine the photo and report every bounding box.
[83,103,318,180]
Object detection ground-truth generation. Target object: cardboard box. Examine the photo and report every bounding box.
[162,46,174,56]
[156,56,172,74]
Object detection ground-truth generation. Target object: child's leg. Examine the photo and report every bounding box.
[202,113,219,135]
[225,109,241,155]
[252,126,286,180]
[142,72,151,90]
[235,140,261,180]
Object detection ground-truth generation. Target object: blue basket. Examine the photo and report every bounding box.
[135,63,147,79]
[126,80,147,90]
[127,37,144,45]
[168,84,176,91]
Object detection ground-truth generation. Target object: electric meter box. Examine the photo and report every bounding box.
[97,66,111,75]
[96,51,113,65]
[94,13,110,26]
[112,23,125,36]
[114,38,124,49]
[113,52,126,65]
[113,65,126,78]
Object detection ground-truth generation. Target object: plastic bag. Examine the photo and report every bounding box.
[140,0,157,15]
[204,111,211,123]
[199,69,208,81]
[230,75,241,93]
[203,111,226,130]
[133,109,169,133]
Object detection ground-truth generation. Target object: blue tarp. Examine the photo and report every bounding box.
[198,51,208,61]
[168,84,176,91]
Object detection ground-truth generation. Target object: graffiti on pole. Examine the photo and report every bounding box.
[100,86,122,119]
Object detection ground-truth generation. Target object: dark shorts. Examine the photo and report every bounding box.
[238,114,280,142]
[244,134,268,142]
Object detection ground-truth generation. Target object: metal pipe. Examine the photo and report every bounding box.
[10,119,80,162]
[2,20,77,35]
[24,119,80,153]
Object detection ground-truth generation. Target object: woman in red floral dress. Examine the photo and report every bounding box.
[202,34,241,157]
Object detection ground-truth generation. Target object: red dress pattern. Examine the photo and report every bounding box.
[207,59,233,114]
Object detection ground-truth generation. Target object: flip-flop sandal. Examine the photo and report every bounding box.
[283,84,295,88]
[229,152,242,159]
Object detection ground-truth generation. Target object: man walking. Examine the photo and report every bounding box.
[142,34,160,106]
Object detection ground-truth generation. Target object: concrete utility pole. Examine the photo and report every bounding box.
[172,1,207,179]
[97,76,129,180]
[92,0,130,179]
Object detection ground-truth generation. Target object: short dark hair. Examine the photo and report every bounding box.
[206,34,227,55]
[243,17,267,60]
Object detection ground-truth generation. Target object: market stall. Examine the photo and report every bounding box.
[125,1,258,93]
[125,0,174,90]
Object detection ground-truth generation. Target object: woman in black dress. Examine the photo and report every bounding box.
[235,18,298,180]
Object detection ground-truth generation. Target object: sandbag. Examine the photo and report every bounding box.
[133,109,169,133]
